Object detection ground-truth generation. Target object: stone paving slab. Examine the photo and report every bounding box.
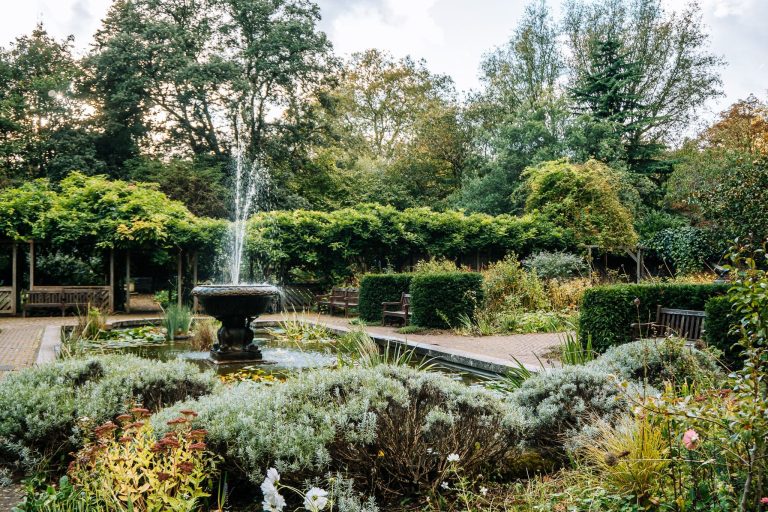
[259,313,563,370]
[0,313,161,379]
[0,325,43,378]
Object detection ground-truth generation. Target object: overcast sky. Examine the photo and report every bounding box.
[1,0,765,125]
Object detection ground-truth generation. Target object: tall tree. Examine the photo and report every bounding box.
[310,49,466,208]
[88,0,333,163]
[455,1,567,214]
[0,24,102,183]
[82,0,151,176]
[563,0,723,149]
[329,49,455,160]
[567,35,664,174]
[667,96,768,238]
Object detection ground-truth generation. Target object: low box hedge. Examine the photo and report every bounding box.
[358,274,413,322]
[703,295,741,365]
[410,272,484,329]
[579,283,729,352]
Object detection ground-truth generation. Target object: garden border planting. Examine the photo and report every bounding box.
[579,283,729,352]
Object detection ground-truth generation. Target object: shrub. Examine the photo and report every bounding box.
[522,159,638,249]
[545,277,592,310]
[153,365,526,498]
[509,366,632,456]
[498,310,573,334]
[579,283,729,352]
[0,355,216,471]
[703,295,741,366]
[590,338,721,388]
[482,255,549,313]
[644,226,724,275]
[358,274,412,322]
[412,257,466,273]
[35,251,103,287]
[410,272,484,328]
[523,251,588,280]
[68,409,218,511]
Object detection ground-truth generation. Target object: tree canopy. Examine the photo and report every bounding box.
[523,159,638,249]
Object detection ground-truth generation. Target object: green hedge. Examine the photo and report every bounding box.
[358,274,413,322]
[579,283,729,352]
[247,204,573,283]
[703,295,741,365]
[410,272,484,329]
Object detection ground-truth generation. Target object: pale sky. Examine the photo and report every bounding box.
[1,0,766,125]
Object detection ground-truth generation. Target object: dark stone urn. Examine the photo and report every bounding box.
[191,284,279,363]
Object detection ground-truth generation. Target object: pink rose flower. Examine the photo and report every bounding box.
[682,428,700,450]
[761,497,768,504]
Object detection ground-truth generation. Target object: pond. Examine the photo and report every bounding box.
[67,323,483,385]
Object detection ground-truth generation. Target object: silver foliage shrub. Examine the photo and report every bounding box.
[589,337,721,387]
[522,251,588,280]
[153,365,527,498]
[0,354,215,470]
[509,365,633,457]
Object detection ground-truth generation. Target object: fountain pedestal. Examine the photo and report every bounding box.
[191,285,279,363]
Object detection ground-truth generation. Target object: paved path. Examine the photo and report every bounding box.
[0,313,166,379]
[0,312,563,375]
[0,325,43,375]
[260,313,563,369]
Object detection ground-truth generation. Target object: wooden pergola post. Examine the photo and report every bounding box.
[177,249,183,307]
[624,247,645,283]
[28,240,34,289]
[192,251,198,313]
[11,242,17,315]
[125,251,131,313]
[109,249,115,312]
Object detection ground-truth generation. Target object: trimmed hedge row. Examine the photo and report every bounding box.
[247,204,573,283]
[703,295,741,365]
[410,272,484,329]
[579,283,729,352]
[358,274,413,322]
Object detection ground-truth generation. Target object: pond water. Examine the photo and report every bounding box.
[91,327,336,377]
[77,324,482,385]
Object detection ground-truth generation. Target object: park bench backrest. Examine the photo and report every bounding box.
[656,306,706,341]
[26,288,63,305]
[329,288,347,300]
[62,287,110,310]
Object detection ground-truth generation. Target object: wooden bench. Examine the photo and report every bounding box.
[315,287,359,317]
[23,287,110,316]
[382,293,411,326]
[631,306,706,341]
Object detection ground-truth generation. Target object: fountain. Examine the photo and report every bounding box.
[192,284,277,362]
[192,148,278,363]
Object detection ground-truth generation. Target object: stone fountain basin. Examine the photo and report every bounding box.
[191,284,278,318]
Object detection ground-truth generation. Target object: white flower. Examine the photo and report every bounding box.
[261,479,276,496]
[447,453,460,463]
[440,481,449,490]
[426,448,434,454]
[266,468,280,485]
[480,486,488,496]
[261,468,283,511]
[303,487,329,512]
[262,490,286,512]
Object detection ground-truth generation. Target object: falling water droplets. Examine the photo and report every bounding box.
[224,147,270,284]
